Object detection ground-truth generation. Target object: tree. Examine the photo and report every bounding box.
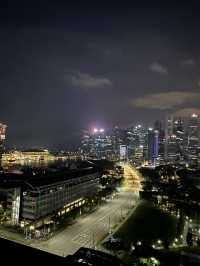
[186,231,193,247]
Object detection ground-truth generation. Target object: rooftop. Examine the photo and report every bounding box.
[0,164,101,190]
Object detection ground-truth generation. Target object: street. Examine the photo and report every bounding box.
[30,192,139,256]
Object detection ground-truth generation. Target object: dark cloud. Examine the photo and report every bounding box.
[173,108,200,117]
[131,91,200,110]
[149,62,168,75]
[68,72,112,91]
[181,59,196,67]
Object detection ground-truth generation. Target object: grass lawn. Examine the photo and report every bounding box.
[114,201,177,246]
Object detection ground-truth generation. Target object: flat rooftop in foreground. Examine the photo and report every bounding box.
[0,237,66,265]
[0,238,123,266]
[0,165,100,190]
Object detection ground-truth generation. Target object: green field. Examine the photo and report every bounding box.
[114,201,177,247]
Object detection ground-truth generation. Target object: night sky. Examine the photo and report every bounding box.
[1,1,200,149]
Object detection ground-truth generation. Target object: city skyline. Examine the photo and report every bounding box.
[1,1,200,149]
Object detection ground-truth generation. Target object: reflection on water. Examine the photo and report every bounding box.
[1,159,58,171]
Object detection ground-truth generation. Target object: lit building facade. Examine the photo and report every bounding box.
[147,128,158,165]
[2,149,55,163]
[81,128,113,160]
[126,125,148,162]
[164,116,184,162]
[110,127,126,160]
[1,166,101,227]
[0,123,7,160]
[185,113,200,165]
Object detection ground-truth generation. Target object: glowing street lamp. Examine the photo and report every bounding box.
[131,245,135,250]
[30,225,35,230]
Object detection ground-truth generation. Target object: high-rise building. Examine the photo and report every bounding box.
[164,116,184,162]
[185,113,200,165]
[173,118,185,149]
[81,128,113,160]
[119,144,127,160]
[126,125,148,162]
[154,120,165,162]
[0,123,7,160]
[147,128,158,165]
[110,126,126,160]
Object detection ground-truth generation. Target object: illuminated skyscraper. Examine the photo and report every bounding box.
[185,113,200,164]
[0,122,7,160]
[110,126,126,160]
[81,128,113,159]
[154,120,165,162]
[126,125,148,162]
[147,128,158,165]
[164,116,184,162]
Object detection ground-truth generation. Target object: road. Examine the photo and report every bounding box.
[30,190,138,256]
[122,163,143,192]
[0,162,142,257]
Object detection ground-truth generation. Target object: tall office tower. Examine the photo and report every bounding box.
[173,117,185,157]
[126,125,148,162]
[81,130,91,158]
[0,123,7,160]
[126,129,136,160]
[147,128,158,165]
[164,116,183,162]
[81,128,113,160]
[186,113,200,164]
[154,120,162,132]
[167,134,180,161]
[154,120,165,162]
[110,126,126,160]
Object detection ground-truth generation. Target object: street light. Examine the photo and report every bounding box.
[90,231,95,249]
[131,245,135,251]
[108,216,111,234]
[30,225,35,230]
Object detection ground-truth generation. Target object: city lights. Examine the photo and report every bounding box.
[1,2,200,265]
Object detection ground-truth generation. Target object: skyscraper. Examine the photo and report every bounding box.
[126,125,148,162]
[185,113,200,165]
[164,116,184,162]
[110,126,126,160]
[154,120,165,163]
[0,122,7,160]
[147,128,158,165]
[81,128,113,160]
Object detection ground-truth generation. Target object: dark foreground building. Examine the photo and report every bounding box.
[67,247,124,266]
[0,237,65,265]
[0,238,123,266]
[0,163,101,228]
